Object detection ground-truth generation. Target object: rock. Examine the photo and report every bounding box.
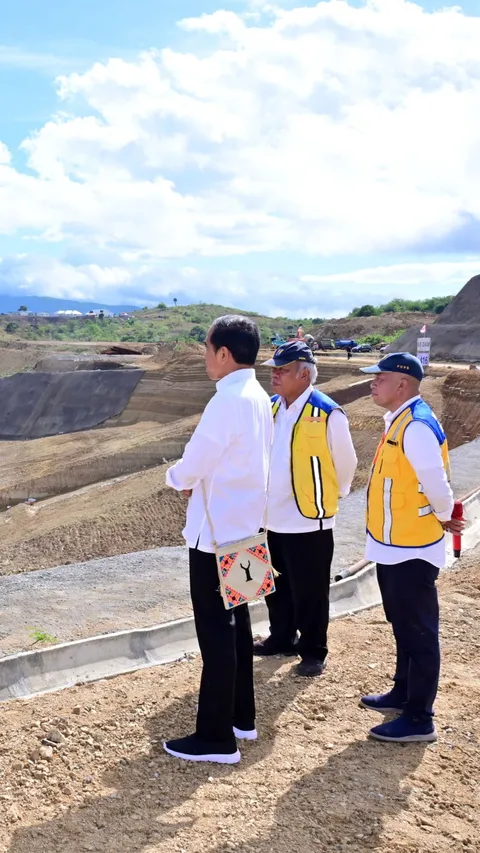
[39,745,54,762]
[45,728,64,745]
[72,706,82,715]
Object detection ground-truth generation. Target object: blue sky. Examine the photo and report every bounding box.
[1,0,479,317]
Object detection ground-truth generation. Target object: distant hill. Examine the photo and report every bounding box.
[0,294,138,315]
[0,293,464,351]
[0,301,304,346]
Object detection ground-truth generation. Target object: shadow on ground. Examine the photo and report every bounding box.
[7,658,426,853]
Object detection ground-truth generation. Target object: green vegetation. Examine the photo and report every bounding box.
[28,628,58,646]
[0,303,325,347]
[349,296,453,317]
[358,331,406,346]
[0,295,453,346]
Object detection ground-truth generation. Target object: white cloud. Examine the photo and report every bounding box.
[0,0,480,304]
[301,260,480,287]
[0,254,472,318]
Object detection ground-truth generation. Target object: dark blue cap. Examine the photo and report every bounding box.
[360,352,424,381]
[262,340,316,367]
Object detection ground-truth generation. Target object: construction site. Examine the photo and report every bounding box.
[0,277,479,853]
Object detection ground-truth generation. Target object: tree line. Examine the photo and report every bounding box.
[349,296,453,317]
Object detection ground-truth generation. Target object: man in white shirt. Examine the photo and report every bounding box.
[254,341,357,677]
[164,315,272,764]
[359,352,463,743]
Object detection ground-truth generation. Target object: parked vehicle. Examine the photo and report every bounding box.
[352,343,373,353]
[335,339,358,350]
[318,338,335,350]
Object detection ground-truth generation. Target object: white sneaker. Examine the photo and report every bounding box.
[233,726,258,741]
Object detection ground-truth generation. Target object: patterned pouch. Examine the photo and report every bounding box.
[201,482,276,610]
[214,533,276,610]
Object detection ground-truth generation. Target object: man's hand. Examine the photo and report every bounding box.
[181,489,193,498]
[441,518,465,534]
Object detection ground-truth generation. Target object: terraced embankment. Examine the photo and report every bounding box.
[0,369,144,439]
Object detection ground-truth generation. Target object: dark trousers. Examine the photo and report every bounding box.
[190,547,255,744]
[377,560,440,721]
[266,529,334,661]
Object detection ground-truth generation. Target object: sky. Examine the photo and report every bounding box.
[1,0,479,318]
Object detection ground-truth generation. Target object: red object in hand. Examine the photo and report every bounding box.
[452,500,463,558]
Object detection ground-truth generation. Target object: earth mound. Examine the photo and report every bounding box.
[389,275,480,362]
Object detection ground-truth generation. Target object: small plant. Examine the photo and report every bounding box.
[28,628,58,646]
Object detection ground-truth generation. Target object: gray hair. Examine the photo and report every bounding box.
[297,360,318,384]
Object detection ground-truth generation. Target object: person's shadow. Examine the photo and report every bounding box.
[207,737,428,853]
[8,658,309,853]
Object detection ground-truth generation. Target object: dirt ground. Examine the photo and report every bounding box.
[313,311,438,341]
[0,547,479,853]
[1,368,478,576]
[0,344,57,377]
[0,418,197,507]
[0,464,187,575]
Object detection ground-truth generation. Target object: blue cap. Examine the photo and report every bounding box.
[262,340,316,367]
[360,352,424,381]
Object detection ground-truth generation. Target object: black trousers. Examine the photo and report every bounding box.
[190,547,255,744]
[377,560,440,721]
[266,529,334,661]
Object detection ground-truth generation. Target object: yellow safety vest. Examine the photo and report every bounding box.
[367,399,450,548]
[272,389,341,520]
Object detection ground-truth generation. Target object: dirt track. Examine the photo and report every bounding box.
[1,546,479,853]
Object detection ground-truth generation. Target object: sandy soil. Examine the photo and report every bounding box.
[0,547,479,853]
[0,464,186,575]
[0,419,198,507]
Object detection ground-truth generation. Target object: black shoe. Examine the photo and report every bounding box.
[295,658,326,677]
[163,733,240,764]
[253,637,297,657]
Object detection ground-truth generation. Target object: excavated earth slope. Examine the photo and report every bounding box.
[0,419,198,508]
[390,275,480,362]
[0,369,144,439]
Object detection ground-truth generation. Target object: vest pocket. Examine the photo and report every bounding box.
[300,421,323,440]
[390,492,405,510]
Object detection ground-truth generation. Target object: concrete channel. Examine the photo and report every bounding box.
[1,486,479,703]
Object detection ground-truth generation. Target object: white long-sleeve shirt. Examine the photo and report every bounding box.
[267,385,357,533]
[166,368,272,553]
[365,395,454,568]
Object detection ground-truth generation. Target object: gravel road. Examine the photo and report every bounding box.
[1,438,479,657]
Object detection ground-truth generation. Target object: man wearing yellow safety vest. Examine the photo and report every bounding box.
[359,352,464,743]
[254,340,357,677]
